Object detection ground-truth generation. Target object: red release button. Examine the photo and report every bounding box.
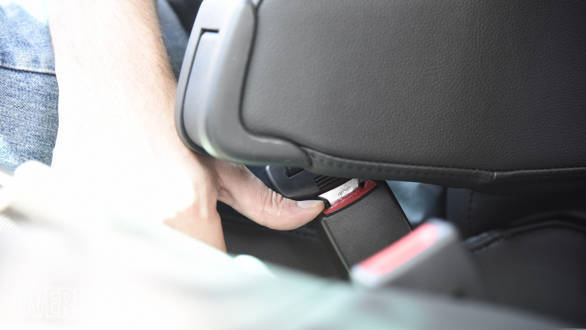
[358,222,439,275]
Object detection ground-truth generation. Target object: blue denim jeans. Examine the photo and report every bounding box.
[0,0,442,224]
[0,0,187,171]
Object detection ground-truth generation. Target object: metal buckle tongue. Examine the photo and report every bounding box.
[320,179,378,215]
[319,179,360,205]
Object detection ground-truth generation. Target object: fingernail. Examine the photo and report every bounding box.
[296,200,324,209]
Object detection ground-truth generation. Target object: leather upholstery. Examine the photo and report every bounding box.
[175,0,586,191]
[466,218,586,325]
[240,0,586,190]
[447,188,586,236]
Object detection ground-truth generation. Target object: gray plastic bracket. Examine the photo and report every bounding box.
[175,0,310,167]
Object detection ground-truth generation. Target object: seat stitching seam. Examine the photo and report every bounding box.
[305,149,586,174]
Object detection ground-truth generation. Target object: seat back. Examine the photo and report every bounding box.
[176,0,586,191]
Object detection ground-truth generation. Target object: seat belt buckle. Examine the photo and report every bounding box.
[351,219,484,298]
[266,166,412,277]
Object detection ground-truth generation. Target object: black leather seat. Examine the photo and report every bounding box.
[172,0,586,325]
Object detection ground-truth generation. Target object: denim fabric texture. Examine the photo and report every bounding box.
[0,0,187,171]
[0,0,57,170]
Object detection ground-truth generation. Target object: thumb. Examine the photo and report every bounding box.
[216,163,324,230]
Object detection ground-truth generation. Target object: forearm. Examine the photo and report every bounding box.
[47,0,225,248]
[48,0,175,102]
[47,0,188,169]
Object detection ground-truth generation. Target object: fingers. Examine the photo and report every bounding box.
[216,162,324,230]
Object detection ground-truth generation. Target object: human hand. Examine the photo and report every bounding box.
[48,0,324,251]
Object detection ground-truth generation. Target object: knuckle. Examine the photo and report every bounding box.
[261,189,284,216]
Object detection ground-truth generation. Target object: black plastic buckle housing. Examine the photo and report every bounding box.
[315,181,412,275]
[351,219,484,298]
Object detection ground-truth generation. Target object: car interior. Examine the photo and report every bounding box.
[170,0,586,326]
